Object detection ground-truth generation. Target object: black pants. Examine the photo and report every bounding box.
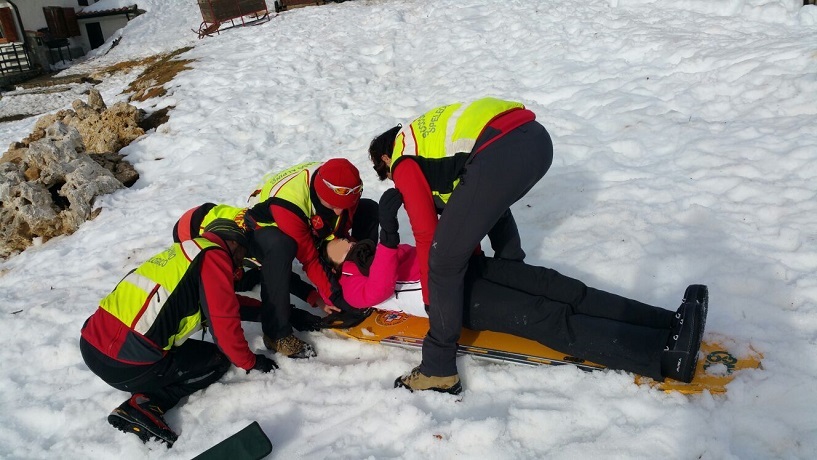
[422,121,553,376]
[235,266,261,292]
[463,257,674,380]
[80,338,231,411]
[251,198,379,340]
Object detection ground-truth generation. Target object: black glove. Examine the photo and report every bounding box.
[290,306,323,332]
[249,354,278,374]
[378,188,403,248]
[330,290,354,312]
[321,308,373,329]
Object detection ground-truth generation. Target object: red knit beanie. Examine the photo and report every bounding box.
[314,158,362,209]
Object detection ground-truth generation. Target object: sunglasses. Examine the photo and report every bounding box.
[319,172,362,196]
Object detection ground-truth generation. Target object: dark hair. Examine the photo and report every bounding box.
[369,125,401,181]
[318,240,337,275]
[345,239,376,276]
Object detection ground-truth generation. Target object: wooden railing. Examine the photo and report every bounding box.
[0,42,32,75]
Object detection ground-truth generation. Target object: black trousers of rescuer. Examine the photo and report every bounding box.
[80,337,231,411]
[463,257,675,381]
[251,198,379,340]
[421,121,553,377]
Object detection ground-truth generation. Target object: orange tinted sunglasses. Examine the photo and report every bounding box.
[319,172,362,196]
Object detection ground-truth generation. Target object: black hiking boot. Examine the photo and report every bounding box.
[107,394,178,447]
[683,284,709,333]
[661,294,706,383]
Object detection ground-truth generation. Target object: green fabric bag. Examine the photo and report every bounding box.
[192,421,272,460]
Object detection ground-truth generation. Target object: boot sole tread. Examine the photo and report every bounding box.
[108,410,177,446]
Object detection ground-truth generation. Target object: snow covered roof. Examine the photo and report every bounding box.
[79,0,138,13]
[77,2,139,19]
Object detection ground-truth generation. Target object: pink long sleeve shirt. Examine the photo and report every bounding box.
[338,243,426,316]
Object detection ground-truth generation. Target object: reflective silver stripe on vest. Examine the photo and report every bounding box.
[125,272,173,335]
[445,103,476,154]
[401,125,419,157]
[172,327,201,347]
[131,241,204,334]
[400,102,476,158]
[267,172,296,199]
[180,239,204,262]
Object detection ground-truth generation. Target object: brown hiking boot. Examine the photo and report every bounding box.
[263,334,316,359]
[394,366,462,395]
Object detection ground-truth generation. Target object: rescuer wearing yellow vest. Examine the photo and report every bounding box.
[79,220,277,446]
[245,158,379,359]
[172,202,329,332]
[368,97,553,394]
[173,203,259,292]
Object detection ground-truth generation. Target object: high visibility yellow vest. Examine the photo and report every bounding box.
[391,97,524,204]
[200,205,247,234]
[173,203,248,244]
[251,161,343,240]
[99,238,217,350]
[255,161,320,212]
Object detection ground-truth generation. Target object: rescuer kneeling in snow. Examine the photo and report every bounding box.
[79,219,276,447]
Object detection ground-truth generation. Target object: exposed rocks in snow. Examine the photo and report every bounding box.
[22,88,146,155]
[0,90,143,259]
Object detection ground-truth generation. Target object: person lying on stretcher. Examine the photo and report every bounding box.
[323,188,709,384]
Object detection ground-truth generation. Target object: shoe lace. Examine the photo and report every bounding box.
[147,404,165,416]
[665,309,685,351]
[406,367,422,382]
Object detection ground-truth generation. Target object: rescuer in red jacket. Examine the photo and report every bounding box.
[79,220,277,446]
[245,159,378,359]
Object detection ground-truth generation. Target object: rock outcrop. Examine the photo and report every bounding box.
[23,88,145,154]
[0,89,143,259]
[0,122,124,258]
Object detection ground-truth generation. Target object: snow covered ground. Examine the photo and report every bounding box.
[1,0,816,458]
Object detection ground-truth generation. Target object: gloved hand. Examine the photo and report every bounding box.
[249,354,278,374]
[378,188,403,248]
[330,290,354,312]
[290,306,324,332]
[321,308,373,329]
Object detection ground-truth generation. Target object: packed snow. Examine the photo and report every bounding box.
[1,0,816,458]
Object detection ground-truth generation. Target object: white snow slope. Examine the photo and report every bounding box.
[1,0,816,458]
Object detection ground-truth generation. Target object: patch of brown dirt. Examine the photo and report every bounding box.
[124,47,195,102]
[0,114,29,123]
[139,106,172,132]
[14,74,101,90]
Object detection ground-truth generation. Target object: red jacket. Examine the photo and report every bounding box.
[259,200,354,306]
[81,234,257,370]
[198,236,258,370]
[339,243,419,308]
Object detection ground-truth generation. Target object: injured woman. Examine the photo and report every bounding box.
[322,189,708,383]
